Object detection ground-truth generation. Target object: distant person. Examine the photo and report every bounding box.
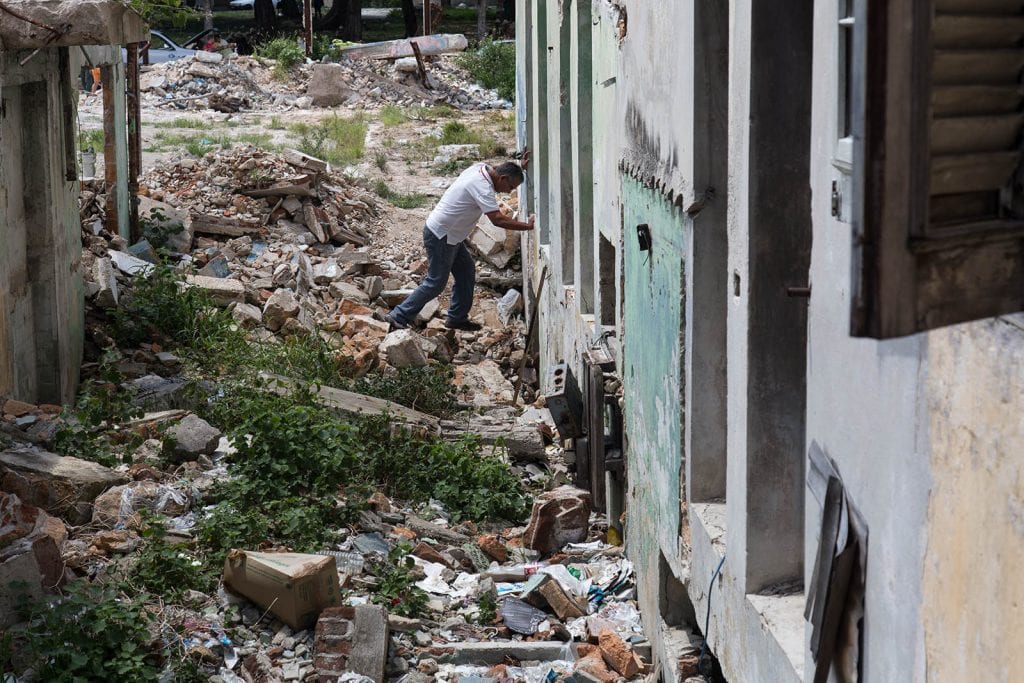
[313,0,324,19]
[386,152,534,332]
[90,66,102,95]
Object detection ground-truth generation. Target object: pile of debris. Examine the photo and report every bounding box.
[80,145,533,394]
[0,386,677,683]
[132,49,508,113]
[138,53,284,112]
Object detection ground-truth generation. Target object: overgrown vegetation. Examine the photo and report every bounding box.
[5,582,164,682]
[373,179,430,209]
[379,105,410,127]
[439,120,503,158]
[288,115,367,166]
[458,38,516,101]
[54,350,143,467]
[257,36,306,69]
[127,516,218,600]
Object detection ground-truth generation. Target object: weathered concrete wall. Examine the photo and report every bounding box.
[920,317,1024,682]
[620,175,689,668]
[804,0,1024,679]
[0,49,84,404]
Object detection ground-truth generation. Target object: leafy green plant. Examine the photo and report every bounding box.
[78,128,104,152]
[457,38,516,101]
[128,516,217,600]
[372,179,429,209]
[374,151,389,172]
[477,591,497,623]
[257,36,306,68]
[139,207,179,249]
[8,581,164,682]
[54,350,143,467]
[371,543,429,617]
[350,365,457,417]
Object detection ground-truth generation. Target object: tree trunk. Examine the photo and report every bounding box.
[341,0,362,41]
[254,0,277,31]
[202,0,214,30]
[317,0,345,30]
[476,0,486,39]
[401,0,417,37]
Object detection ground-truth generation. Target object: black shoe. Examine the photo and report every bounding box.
[385,314,408,331]
[445,319,483,332]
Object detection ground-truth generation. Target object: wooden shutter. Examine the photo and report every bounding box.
[851,0,1024,338]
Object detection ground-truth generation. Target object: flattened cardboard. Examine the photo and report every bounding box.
[223,550,340,630]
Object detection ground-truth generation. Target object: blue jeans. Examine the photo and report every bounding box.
[390,226,475,325]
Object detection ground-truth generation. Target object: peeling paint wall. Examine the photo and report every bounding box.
[920,317,1024,682]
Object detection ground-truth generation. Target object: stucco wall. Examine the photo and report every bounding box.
[0,48,83,405]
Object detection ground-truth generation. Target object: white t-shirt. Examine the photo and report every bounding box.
[426,163,500,244]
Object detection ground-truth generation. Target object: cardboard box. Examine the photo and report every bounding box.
[223,550,341,630]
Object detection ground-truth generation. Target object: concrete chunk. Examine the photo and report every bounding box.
[186,274,244,306]
[0,446,126,524]
[380,330,429,368]
[93,257,119,308]
[522,486,592,555]
[165,414,222,462]
[263,288,301,331]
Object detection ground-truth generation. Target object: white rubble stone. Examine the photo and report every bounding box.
[232,302,264,328]
[194,50,223,64]
[380,329,429,368]
[186,275,244,306]
[415,298,439,325]
[329,281,370,304]
[263,288,300,331]
[93,257,119,308]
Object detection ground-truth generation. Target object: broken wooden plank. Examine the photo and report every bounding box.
[258,372,440,431]
[189,211,262,237]
[338,33,468,60]
[282,148,329,173]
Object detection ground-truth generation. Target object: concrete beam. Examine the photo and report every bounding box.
[0,0,148,50]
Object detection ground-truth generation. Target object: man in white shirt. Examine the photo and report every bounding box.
[386,156,535,331]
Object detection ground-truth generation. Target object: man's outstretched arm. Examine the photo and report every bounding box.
[485,211,536,232]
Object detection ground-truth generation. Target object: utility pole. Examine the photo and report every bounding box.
[476,0,486,39]
[203,0,214,30]
[423,0,432,35]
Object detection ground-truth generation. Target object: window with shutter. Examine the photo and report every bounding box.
[851,0,1024,338]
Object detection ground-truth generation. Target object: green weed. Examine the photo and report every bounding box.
[438,120,503,158]
[78,128,104,152]
[379,105,409,127]
[155,117,209,129]
[127,516,217,600]
[374,151,389,172]
[373,179,429,209]
[288,115,367,166]
[8,581,164,682]
[372,544,429,617]
[257,36,305,69]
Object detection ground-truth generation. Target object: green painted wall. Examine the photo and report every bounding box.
[622,176,686,558]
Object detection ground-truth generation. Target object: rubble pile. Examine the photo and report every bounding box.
[139,54,284,112]
[79,145,534,395]
[135,52,508,113]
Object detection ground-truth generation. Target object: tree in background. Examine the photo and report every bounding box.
[402,0,417,37]
[318,0,363,41]
[254,0,278,31]
[125,0,192,26]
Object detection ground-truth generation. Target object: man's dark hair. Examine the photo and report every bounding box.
[494,161,525,185]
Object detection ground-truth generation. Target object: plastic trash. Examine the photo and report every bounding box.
[351,532,389,556]
[496,288,523,325]
[499,597,548,635]
[318,550,365,575]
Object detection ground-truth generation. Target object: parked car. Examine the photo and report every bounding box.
[123,30,198,64]
[228,0,281,8]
